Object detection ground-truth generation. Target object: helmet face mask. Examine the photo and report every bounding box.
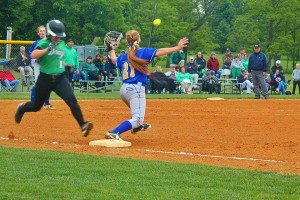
[46,20,66,38]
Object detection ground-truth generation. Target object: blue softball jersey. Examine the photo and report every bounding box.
[116,48,157,86]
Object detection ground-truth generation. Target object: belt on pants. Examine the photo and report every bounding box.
[40,72,64,80]
[123,81,146,86]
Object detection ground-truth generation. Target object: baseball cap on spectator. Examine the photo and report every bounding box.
[190,56,194,60]
[276,60,280,64]
[169,64,176,68]
[67,38,73,42]
[254,44,260,48]
[226,48,230,51]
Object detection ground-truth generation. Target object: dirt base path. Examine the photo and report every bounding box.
[1,99,299,174]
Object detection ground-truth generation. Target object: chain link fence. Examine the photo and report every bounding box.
[0,43,106,62]
[0,41,106,92]
[0,44,33,61]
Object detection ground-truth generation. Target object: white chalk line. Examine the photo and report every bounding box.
[144,149,300,165]
[1,137,299,165]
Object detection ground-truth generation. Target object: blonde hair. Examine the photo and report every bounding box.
[37,25,45,33]
[234,54,240,59]
[125,30,149,74]
[296,63,300,69]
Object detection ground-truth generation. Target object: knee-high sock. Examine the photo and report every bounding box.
[30,86,35,102]
[112,121,132,134]
[44,94,50,105]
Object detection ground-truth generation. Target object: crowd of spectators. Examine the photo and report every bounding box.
[1,42,298,96]
[149,45,296,95]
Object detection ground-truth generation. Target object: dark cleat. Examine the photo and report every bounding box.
[81,121,93,137]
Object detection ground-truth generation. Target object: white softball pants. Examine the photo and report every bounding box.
[120,83,146,129]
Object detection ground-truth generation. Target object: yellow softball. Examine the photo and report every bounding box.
[153,18,161,27]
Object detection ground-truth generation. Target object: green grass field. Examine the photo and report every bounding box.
[0,147,299,199]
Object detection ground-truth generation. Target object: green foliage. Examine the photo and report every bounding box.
[1,0,300,66]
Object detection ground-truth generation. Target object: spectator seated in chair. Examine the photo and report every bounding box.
[202,68,221,94]
[231,54,243,79]
[186,56,199,89]
[237,70,253,94]
[195,51,206,78]
[82,56,102,89]
[165,65,178,94]
[16,46,33,86]
[207,52,222,78]
[150,66,169,94]
[269,69,286,95]
[82,56,101,81]
[271,60,284,75]
[0,64,19,92]
[99,56,110,85]
[176,66,194,94]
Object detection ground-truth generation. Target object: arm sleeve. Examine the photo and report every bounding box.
[29,41,38,56]
[263,54,269,72]
[248,56,252,72]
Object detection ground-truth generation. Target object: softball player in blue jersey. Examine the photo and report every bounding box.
[29,25,55,110]
[105,30,188,140]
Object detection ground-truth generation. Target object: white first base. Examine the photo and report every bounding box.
[207,97,224,100]
[89,139,132,148]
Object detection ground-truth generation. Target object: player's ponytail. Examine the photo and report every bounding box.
[126,30,149,74]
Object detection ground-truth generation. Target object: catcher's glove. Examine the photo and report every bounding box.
[104,31,123,51]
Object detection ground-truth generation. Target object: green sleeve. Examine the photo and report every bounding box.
[169,53,174,64]
[180,52,185,60]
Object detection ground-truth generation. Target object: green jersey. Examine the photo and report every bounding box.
[242,58,249,70]
[176,72,194,83]
[64,44,79,70]
[36,38,66,74]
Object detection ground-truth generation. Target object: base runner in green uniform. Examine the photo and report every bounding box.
[14,20,93,137]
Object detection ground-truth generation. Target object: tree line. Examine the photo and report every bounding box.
[1,0,300,69]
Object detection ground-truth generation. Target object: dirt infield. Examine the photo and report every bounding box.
[1,99,299,174]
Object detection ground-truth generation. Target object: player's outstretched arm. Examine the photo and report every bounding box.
[155,38,188,57]
[109,50,117,64]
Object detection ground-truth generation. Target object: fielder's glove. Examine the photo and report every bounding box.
[104,31,123,52]
[46,42,58,52]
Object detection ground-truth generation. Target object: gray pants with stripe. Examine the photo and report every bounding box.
[252,70,268,98]
[120,83,146,129]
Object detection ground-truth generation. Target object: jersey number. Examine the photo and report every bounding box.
[123,62,135,80]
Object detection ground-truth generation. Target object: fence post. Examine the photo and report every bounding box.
[6,27,13,59]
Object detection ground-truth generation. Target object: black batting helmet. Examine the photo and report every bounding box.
[46,20,66,38]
